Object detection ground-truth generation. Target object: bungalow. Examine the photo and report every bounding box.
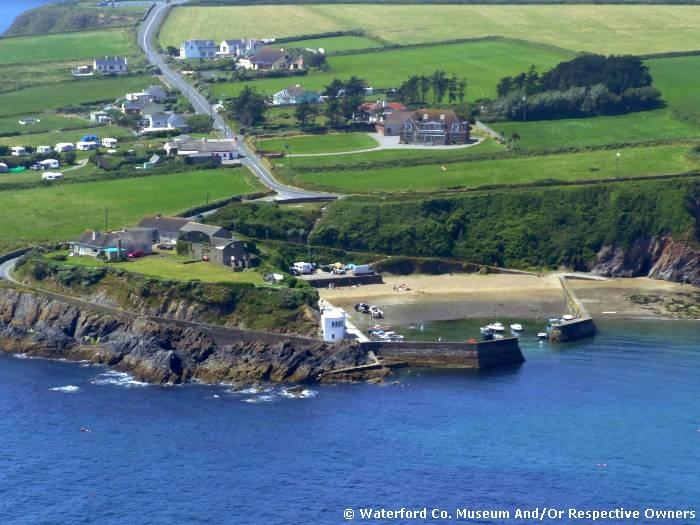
[164,137,239,162]
[180,40,218,59]
[36,145,52,154]
[10,146,26,157]
[70,228,155,259]
[218,38,260,57]
[141,112,189,133]
[54,143,75,153]
[398,109,470,145]
[272,84,321,106]
[238,48,303,71]
[93,56,128,75]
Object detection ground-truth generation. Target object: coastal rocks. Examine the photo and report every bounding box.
[592,236,700,287]
[0,288,385,385]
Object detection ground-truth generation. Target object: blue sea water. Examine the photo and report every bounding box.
[0,0,60,34]
[0,320,698,524]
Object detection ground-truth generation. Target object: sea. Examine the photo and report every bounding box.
[0,0,60,35]
[0,319,698,524]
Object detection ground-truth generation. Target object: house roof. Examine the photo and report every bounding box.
[250,48,288,65]
[145,85,167,99]
[74,228,154,249]
[167,114,188,127]
[140,103,164,116]
[165,138,238,154]
[378,110,413,127]
[137,215,189,233]
[180,222,231,239]
[122,98,149,111]
[94,56,127,67]
[184,39,217,48]
[412,108,462,126]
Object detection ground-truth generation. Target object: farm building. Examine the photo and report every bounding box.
[180,40,218,59]
[93,57,128,74]
[272,84,322,106]
[238,48,303,71]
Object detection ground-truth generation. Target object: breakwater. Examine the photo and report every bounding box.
[362,337,524,369]
[550,275,597,342]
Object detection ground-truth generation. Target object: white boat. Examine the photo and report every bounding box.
[537,332,548,339]
[486,322,505,332]
[480,326,494,334]
[510,323,523,332]
[562,314,574,321]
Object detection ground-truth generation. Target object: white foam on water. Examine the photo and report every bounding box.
[279,387,318,399]
[227,386,274,395]
[91,370,149,388]
[49,385,80,393]
[242,395,276,404]
[12,353,30,359]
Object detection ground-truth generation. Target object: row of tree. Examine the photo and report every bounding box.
[395,71,467,105]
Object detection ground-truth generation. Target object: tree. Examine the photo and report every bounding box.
[228,86,267,127]
[323,79,345,98]
[295,101,317,130]
[165,45,179,57]
[324,98,344,128]
[186,114,213,133]
[457,79,467,103]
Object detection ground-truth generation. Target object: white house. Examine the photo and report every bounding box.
[76,141,98,151]
[272,85,322,106]
[179,40,218,59]
[125,92,154,103]
[164,137,240,161]
[39,159,60,169]
[42,172,64,181]
[102,138,118,148]
[320,304,346,342]
[10,146,26,156]
[93,57,128,74]
[54,143,75,153]
[36,145,52,154]
[218,38,260,57]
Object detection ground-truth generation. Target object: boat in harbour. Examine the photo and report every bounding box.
[510,323,523,332]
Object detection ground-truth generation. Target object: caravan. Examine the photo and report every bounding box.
[42,172,64,181]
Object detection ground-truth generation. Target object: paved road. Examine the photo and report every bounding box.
[0,258,18,283]
[137,2,336,202]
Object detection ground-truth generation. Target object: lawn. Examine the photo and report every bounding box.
[284,145,698,193]
[0,113,96,136]
[0,28,137,65]
[260,133,378,154]
[284,35,382,53]
[1,125,133,148]
[647,55,700,124]
[212,39,571,101]
[0,168,263,246]
[0,76,154,117]
[57,250,263,284]
[495,109,700,150]
[160,5,700,54]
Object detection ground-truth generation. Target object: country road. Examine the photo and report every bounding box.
[137,2,336,202]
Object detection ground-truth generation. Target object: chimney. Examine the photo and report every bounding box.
[92,230,97,241]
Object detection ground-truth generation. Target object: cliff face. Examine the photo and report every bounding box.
[0,288,385,385]
[592,237,700,287]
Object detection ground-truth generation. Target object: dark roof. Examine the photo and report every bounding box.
[74,228,154,249]
[412,109,462,126]
[185,39,217,48]
[137,215,189,233]
[378,110,412,127]
[180,222,231,239]
[165,138,238,153]
[95,56,127,67]
[139,103,164,116]
[250,48,288,65]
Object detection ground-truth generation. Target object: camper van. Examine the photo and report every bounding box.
[102,138,118,148]
[293,262,313,275]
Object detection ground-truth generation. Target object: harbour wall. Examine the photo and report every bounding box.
[549,318,597,343]
[301,273,384,288]
[362,337,524,369]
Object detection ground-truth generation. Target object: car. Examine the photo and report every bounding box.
[157,243,173,250]
[127,250,144,259]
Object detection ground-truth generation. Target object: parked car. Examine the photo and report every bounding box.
[127,250,144,259]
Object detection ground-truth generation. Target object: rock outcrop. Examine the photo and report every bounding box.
[592,236,700,287]
[0,287,387,385]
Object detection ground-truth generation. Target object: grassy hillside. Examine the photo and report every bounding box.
[161,5,700,54]
[281,144,698,193]
[212,38,571,100]
[312,178,700,269]
[284,35,381,52]
[0,75,153,117]
[0,28,137,65]
[648,55,700,125]
[0,169,263,247]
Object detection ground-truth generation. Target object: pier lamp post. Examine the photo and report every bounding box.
[616,152,622,178]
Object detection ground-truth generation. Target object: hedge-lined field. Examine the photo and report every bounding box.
[284,35,381,53]
[212,39,571,100]
[284,145,697,193]
[0,169,263,246]
[160,5,700,54]
[647,55,700,124]
[0,28,138,65]
[261,133,378,154]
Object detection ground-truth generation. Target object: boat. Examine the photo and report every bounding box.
[537,332,548,339]
[486,322,505,332]
[480,326,494,335]
[562,314,574,321]
[510,323,523,332]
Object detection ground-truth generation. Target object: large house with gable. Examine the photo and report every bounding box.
[180,40,218,59]
[376,109,470,145]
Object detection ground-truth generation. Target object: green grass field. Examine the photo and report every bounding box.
[647,55,700,123]
[495,109,700,150]
[285,35,381,53]
[0,113,96,135]
[0,28,137,65]
[160,5,700,54]
[1,125,133,148]
[0,169,263,246]
[283,145,697,193]
[261,133,378,154]
[56,250,263,284]
[212,39,570,100]
[0,76,154,117]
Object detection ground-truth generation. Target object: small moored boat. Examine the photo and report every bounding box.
[537,332,548,339]
[510,323,523,332]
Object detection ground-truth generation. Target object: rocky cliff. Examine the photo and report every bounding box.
[0,287,387,385]
[592,236,700,287]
